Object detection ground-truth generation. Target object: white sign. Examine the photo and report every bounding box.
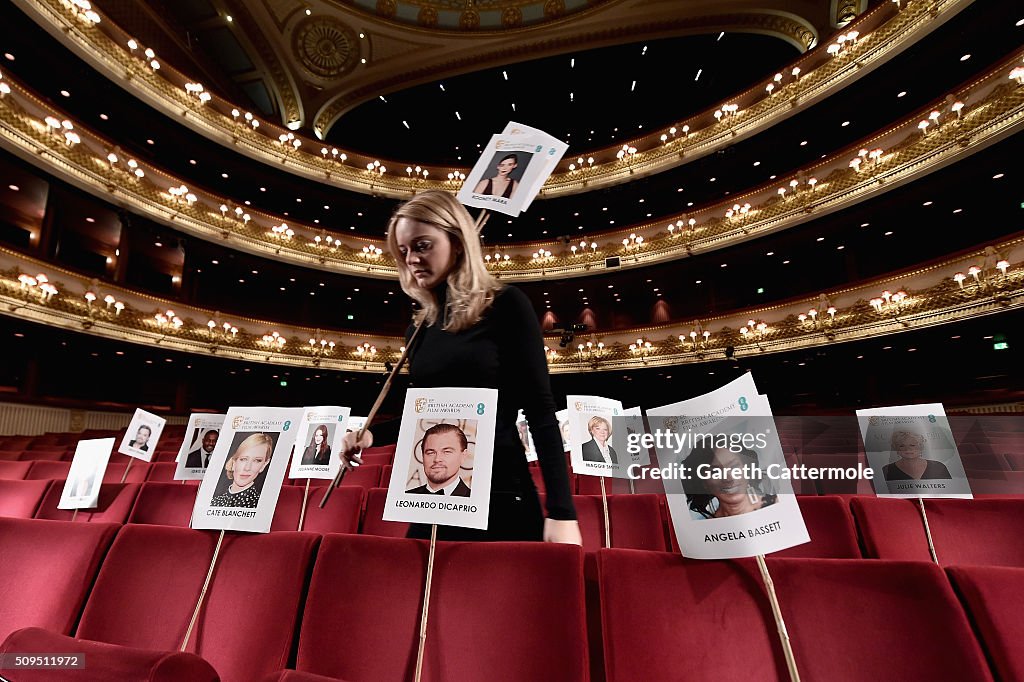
[556,409,572,452]
[58,438,114,510]
[174,414,226,481]
[622,407,651,468]
[288,406,351,480]
[191,407,302,533]
[856,403,972,498]
[516,409,537,462]
[117,408,166,461]
[648,384,809,559]
[500,121,568,211]
[567,395,625,477]
[457,129,565,217]
[347,416,367,434]
[383,388,498,530]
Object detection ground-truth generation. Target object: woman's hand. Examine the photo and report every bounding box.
[543,518,583,545]
[339,429,373,468]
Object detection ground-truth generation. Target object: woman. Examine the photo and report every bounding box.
[472,153,519,199]
[211,433,273,508]
[300,424,331,466]
[342,190,580,544]
[581,416,618,464]
[683,446,777,519]
[882,428,951,482]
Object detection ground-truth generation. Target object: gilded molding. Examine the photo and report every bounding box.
[221,0,305,127]
[2,236,1021,374]
[9,0,973,198]
[1,54,1020,281]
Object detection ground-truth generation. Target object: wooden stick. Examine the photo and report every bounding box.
[599,476,611,549]
[320,323,424,508]
[756,554,800,682]
[474,209,490,232]
[180,530,226,652]
[414,524,439,682]
[628,477,636,495]
[917,497,939,565]
[297,478,311,532]
[71,508,79,522]
[119,457,133,484]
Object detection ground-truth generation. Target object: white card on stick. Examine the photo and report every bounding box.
[383,388,498,530]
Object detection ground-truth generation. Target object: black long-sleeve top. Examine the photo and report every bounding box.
[406,284,576,521]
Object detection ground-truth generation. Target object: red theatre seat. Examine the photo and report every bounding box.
[608,494,668,551]
[361,487,409,538]
[291,535,587,682]
[104,461,151,483]
[0,518,119,642]
[851,497,1024,566]
[0,460,32,480]
[269,484,362,533]
[772,495,862,558]
[127,482,199,527]
[947,565,1024,681]
[597,551,992,682]
[34,483,141,524]
[25,460,71,481]
[0,450,24,462]
[0,627,218,681]
[0,479,52,518]
[285,486,363,535]
[20,448,68,462]
[145,461,200,484]
[71,524,319,682]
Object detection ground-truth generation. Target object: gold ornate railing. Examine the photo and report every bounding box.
[2,234,1020,374]
[10,0,971,197]
[1,51,1021,281]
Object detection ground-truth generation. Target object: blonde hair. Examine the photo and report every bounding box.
[225,433,274,481]
[386,190,502,333]
[588,416,612,437]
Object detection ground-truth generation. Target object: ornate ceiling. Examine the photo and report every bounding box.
[93,0,853,140]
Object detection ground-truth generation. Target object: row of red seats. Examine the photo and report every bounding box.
[1,516,1021,681]
[0,460,387,489]
[3,477,1024,566]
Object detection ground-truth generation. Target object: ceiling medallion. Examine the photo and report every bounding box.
[376,0,398,18]
[293,16,360,80]
[459,8,481,30]
[501,6,523,28]
[418,6,439,27]
[543,0,565,18]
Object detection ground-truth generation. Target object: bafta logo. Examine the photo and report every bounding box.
[415,398,429,413]
[232,416,245,430]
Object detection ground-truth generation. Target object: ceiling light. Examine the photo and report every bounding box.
[694,68,702,81]
[861,222,870,227]
[8,184,18,191]
[960,54,970,61]
[226,14,232,21]
[897,91,907,97]
[753,161,760,166]
[799,140,807,146]
[60,90,70,97]
[841,121,850,127]
[923,201,933,206]
[884,231,893,236]
[993,173,1004,179]
[816,237,824,242]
